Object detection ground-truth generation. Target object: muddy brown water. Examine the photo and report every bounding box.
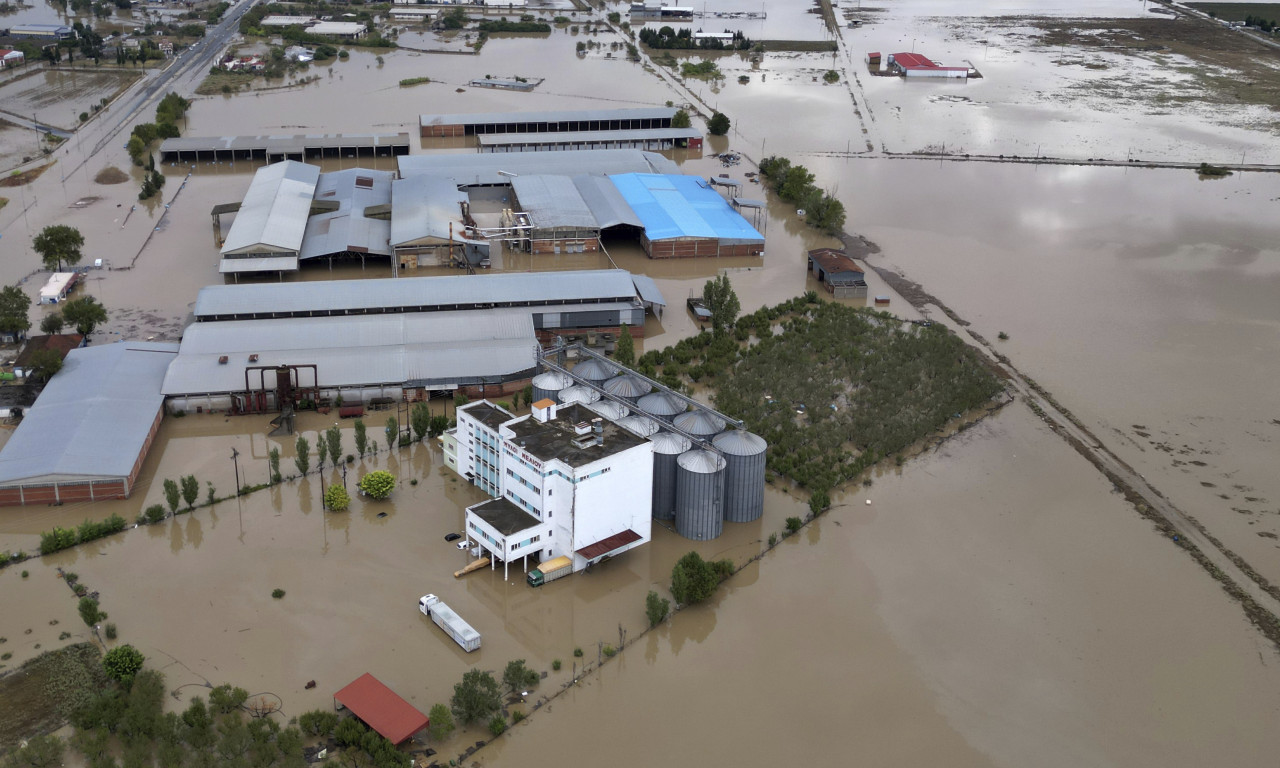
[4,3,1280,762]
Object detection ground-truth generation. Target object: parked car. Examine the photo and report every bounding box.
[444,533,461,542]
[456,539,474,550]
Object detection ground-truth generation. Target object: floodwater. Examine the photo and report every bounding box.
[4,0,1280,763]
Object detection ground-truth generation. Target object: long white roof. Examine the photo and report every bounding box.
[162,310,537,395]
[221,161,320,256]
[0,342,179,486]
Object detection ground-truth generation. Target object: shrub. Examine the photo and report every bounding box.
[645,590,669,627]
[785,516,802,533]
[602,645,617,658]
[208,684,248,714]
[488,714,507,736]
[104,623,117,640]
[40,527,77,555]
[551,659,561,671]
[669,551,733,605]
[324,484,351,511]
[102,644,144,684]
[299,709,340,737]
[358,470,396,500]
[512,710,525,723]
[502,659,539,695]
[144,504,166,524]
[334,716,367,747]
[768,533,777,547]
[272,588,286,599]
[79,597,105,626]
[573,647,583,658]
[427,703,455,742]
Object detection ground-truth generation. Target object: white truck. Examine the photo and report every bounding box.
[418,594,481,652]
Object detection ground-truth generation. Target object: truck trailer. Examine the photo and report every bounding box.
[418,594,481,652]
[526,555,573,587]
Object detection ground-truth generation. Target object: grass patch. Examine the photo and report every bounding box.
[0,643,106,747]
[1186,2,1280,22]
[194,70,256,96]
[680,60,722,80]
[93,166,129,185]
[399,76,431,87]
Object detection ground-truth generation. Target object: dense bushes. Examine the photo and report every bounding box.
[40,514,126,555]
[639,25,750,50]
[477,19,551,32]
[670,551,733,605]
[758,155,846,233]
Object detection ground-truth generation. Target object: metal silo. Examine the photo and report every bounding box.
[675,449,726,540]
[712,430,767,522]
[602,374,653,404]
[558,385,600,406]
[636,392,687,421]
[673,410,727,438]
[616,414,659,437]
[531,371,572,404]
[649,432,691,520]
[586,399,629,421]
[571,357,619,385]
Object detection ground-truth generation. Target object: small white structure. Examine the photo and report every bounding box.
[0,49,26,68]
[38,272,78,304]
[284,45,314,62]
[260,15,317,27]
[306,21,367,39]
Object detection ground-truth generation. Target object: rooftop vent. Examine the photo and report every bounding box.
[248,354,259,363]
[573,421,592,436]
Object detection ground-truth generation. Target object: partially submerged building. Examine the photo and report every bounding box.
[0,342,178,506]
[218,161,320,277]
[38,272,79,304]
[808,248,868,298]
[885,51,970,78]
[419,107,678,138]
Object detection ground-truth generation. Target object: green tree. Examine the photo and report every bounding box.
[410,402,431,441]
[103,644,145,685]
[385,416,398,451]
[427,703,455,742]
[0,284,32,337]
[324,484,350,511]
[179,474,199,509]
[208,684,248,715]
[298,709,339,737]
[25,348,64,383]
[707,111,730,135]
[701,274,740,333]
[294,436,310,475]
[428,414,451,438]
[315,432,327,470]
[502,659,539,696]
[614,324,635,366]
[671,108,692,128]
[268,447,281,484]
[162,478,180,515]
[450,669,501,725]
[2,733,63,767]
[670,551,733,605]
[61,296,108,335]
[39,312,65,335]
[645,590,670,627]
[126,134,147,166]
[357,470,395,500]
[488,714,507,736]
[32,224,85,271]
[78,596,105,626]
[324,424,342,467]
[353,418,368,456]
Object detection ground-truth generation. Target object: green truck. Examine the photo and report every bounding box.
[527,555,573,587]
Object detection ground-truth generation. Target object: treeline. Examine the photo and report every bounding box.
[758,155,846,234]
[639,26,751,50]
[127,92,189,199]
[40,514,126,555]
[477,19,552,33]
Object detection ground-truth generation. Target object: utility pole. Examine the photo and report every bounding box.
[231,447,241,495]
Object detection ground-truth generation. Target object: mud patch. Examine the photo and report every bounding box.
[94,166,129,185]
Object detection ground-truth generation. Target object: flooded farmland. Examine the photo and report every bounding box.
[3,0,1280,764]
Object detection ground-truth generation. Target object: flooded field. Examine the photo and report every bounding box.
[0,69,140,132]
[3,0,1280,763]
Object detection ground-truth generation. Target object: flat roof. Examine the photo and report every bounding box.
[260,15,315,25]
[193,269,642,320]
[477,127,702,147]
[162,310,537,395]
[160,132,410,155]
[462,401,516,431]
[39,272,77,298]
[333,674,428,745]
[0,342,179,486]
[221,161,319,256]
[470,497,543,536]
[504,403,648,468]
[397,149,678,186]
[420,107,676,129]
[609,173,764,244]
[308,21,366,34]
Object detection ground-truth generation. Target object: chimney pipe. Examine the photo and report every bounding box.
[592,417,603,446]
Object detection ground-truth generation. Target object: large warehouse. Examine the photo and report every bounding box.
[218,161,320,276]
[419,107,678,138]
[0,342,179,506]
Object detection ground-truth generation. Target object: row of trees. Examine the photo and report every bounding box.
[639,25,751,50]
[757,155,846,233]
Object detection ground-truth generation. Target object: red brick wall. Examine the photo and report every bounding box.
[422,124,466,138]
[643,237,764,259]
[0,479,128,507]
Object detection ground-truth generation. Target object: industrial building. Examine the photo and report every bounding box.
[307,21,367,38]
[629,3,693,20]
[808,248,868,298]
[218,161,320,276]
[160,132,409,164]
[477,128,703,153]
[299,168,394,265]
[419,107,678,138]
[610,173,765,258]
[884,51,970,78]
[0,342,178,506]
[396,148,677,185]
[388,173,486,269]
[9,24,76,40]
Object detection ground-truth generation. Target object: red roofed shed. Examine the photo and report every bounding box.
[333,673,429,745]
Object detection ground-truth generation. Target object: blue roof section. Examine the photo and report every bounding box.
[608,174,764,243]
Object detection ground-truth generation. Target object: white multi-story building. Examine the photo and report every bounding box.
[452,399,653,580]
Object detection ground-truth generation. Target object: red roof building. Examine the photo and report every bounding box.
[887,51,969,78]
[333,673,429,745]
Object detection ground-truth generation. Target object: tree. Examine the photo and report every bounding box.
[61,296,108,335]
[427,703,455,742]
[127,134,147,166]
[324,484,349,511]
[39,312,65,335]
[707,111,730,136]
[357,470,395,500]
[32,224,85,272]
[671,108,691,128]
[410,403,431,441]
[298,709,339,737]
[0,284,32,337]
[103,644,145,685]
[670,551,733,605]
[179,474,199,509]
[162,478,180,515]
[702,274,740,333]
[450,669,501,725]
[26,348,65,383]
[324,424,342,466]
[268,447,281,484]
[645,590,670,627]
[502,659,539,696]
[2,733,63,768]
[614,324,635,367]
[385,416,398,451]
[353,418,368,456]
[294,436,310,475]
[428,414,450,438]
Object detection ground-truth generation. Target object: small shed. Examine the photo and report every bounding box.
[333,673,429,745]
[808,249,867,298]
[13,334,85,378]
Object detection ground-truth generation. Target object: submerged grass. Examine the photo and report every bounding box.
[0,643,106,749]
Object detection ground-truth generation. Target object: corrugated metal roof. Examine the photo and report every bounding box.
[397,149,678,186]
[390,174,481,247]
[221,161,319,256]
[603,375,653,399]
[420,107,676,129]
[510,175,597,230]
[301,168,393,259]
[477,127,702,147]
[648,431,691,455]
[160,133,410,155]
[0,342,179,486]
[332,674,429,746]
[218,256,299,274]
[712,429,767,455]
[194,269,641,319]
[677,448,726,473]
[630,274,666,307]
[609,173,765,244]
[163,310,536,395]
[673,410,727,436]
[574,174,643,229]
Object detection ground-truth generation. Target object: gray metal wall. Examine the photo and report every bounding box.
[713,430,767,523]
[650,432,691,520]
[675,450,726,540]
[531,371,572,404]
